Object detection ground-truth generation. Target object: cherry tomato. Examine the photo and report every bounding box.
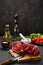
[32,37,37,42]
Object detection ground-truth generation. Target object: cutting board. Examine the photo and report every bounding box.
[9,49,41,63]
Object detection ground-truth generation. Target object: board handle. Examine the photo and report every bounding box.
[0,58,12,65]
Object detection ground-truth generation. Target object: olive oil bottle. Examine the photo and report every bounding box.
[3,24,12,41]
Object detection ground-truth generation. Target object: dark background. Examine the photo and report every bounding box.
[0,0,43,36]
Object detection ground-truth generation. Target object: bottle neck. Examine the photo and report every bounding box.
[5,25,10,32]
[14,19,18,24]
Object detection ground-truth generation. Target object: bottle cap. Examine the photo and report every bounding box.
[5,24,9,27]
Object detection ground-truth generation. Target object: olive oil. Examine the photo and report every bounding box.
[3,24,12,41]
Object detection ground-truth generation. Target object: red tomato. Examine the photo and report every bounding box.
[37,37,41,41]
[35,37,43,43]
[39,40,43,44]
[32,37,37,42]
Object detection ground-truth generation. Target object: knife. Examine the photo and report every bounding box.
[0,55,24,65]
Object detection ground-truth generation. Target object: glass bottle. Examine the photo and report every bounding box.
[14,19,19,37]
[3,24,12,41]
[14,13,19,37]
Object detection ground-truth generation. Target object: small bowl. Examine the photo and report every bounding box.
[1,40,10,49]
[21,38,31,43]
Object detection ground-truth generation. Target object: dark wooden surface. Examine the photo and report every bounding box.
[0,0,43,36]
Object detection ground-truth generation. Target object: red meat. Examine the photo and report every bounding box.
[25,44,40,56]
[32,46,40,56]
[12,41,40,56]
[12,41,27,54]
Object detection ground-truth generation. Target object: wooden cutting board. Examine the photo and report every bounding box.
[9,49,41,63]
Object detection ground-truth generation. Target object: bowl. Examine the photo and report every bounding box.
[21,38,31,43]
[1,40,10,49]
